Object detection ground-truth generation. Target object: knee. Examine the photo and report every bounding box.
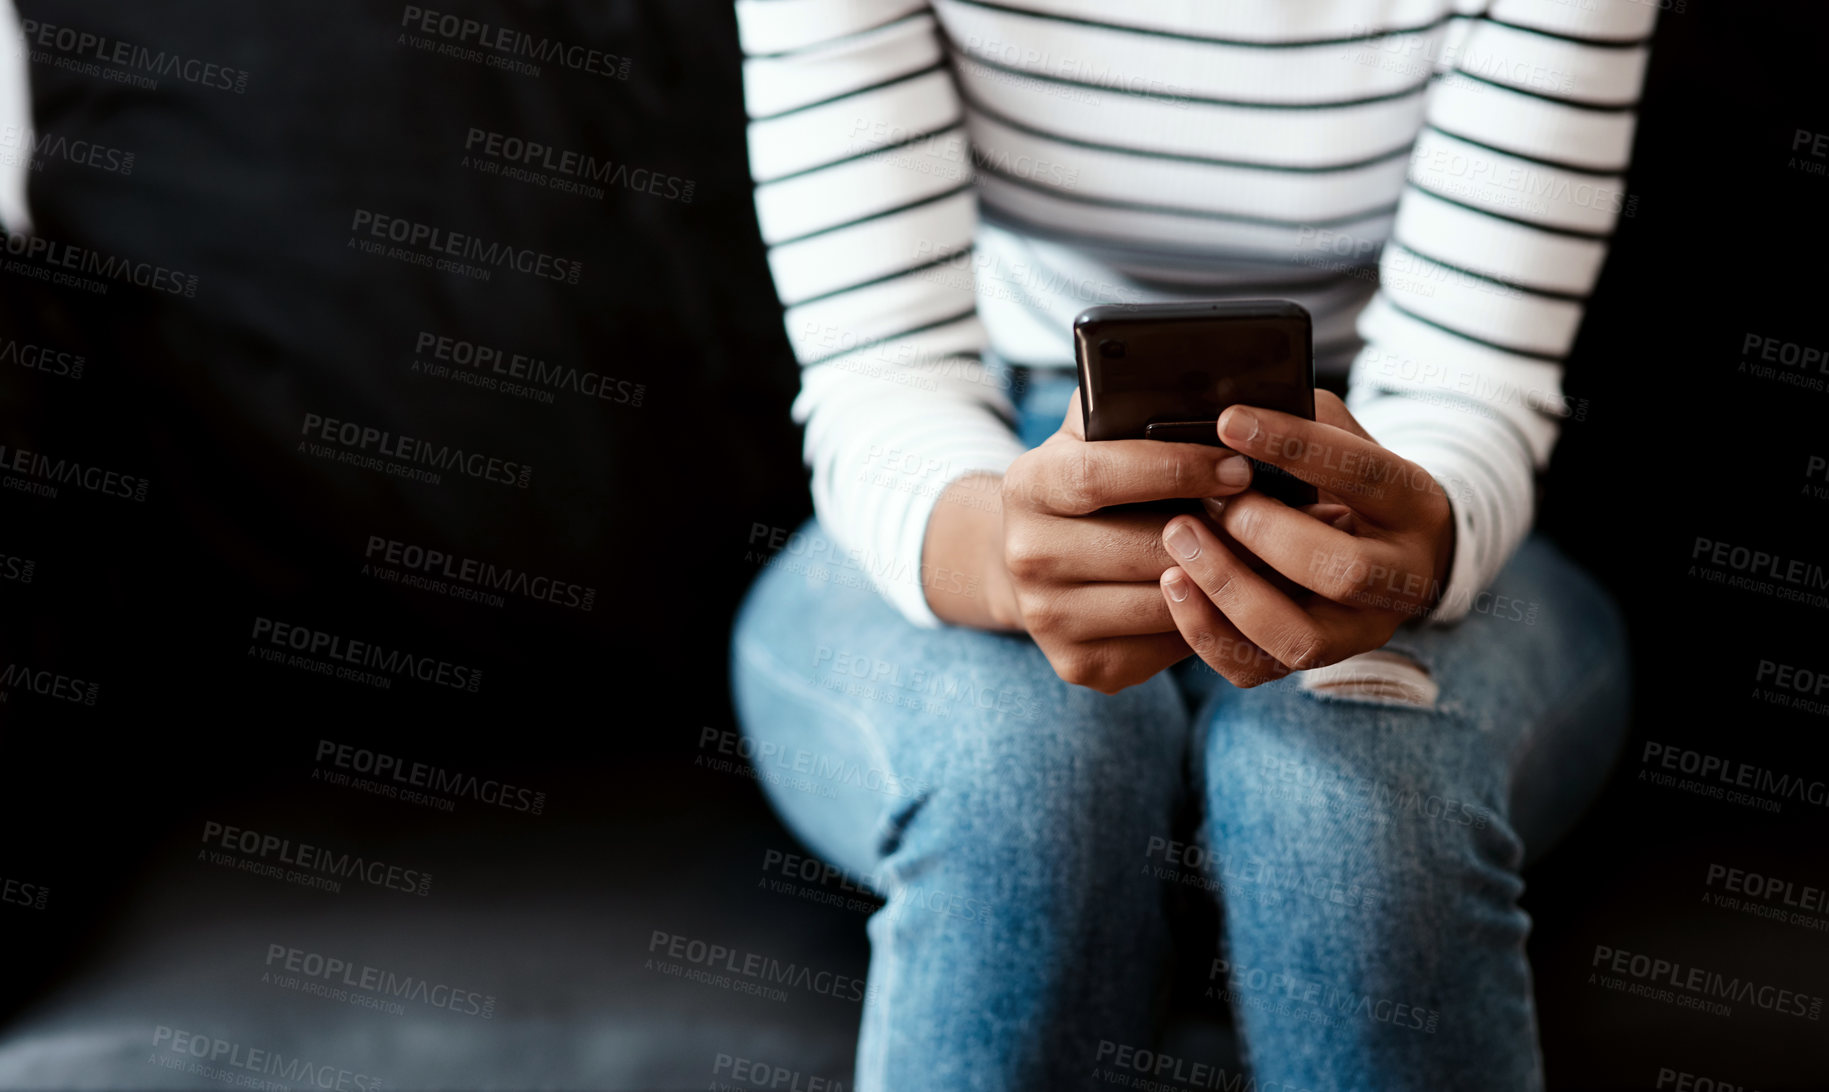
[1201,696,1524,928]
[903,663,1189,892]
[731,517,877,646]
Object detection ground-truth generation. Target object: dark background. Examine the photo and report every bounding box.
[0,1,1825,1088]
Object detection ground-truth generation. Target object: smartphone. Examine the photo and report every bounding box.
[1073,300,1317,507]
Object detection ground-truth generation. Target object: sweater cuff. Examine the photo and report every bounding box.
[880,452,1023,629]
[1424,476,1488,625]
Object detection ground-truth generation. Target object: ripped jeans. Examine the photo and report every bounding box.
[728,373,1630,1092]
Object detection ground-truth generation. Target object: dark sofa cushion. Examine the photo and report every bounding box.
[4,0,808,717]
[6,2,1829,1089]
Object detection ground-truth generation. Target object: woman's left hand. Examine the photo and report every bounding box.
[1158,390,1457,688]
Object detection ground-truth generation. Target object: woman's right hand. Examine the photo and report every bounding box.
[924,390,1258,694]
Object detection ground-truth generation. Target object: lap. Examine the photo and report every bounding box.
[732,517,1629,877]
[729,518,1189,879]
[1187,532,1631,863]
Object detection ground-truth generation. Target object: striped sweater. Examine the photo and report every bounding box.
[736,0,1655,627]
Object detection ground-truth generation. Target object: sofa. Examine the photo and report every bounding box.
[2,1,1825,1088]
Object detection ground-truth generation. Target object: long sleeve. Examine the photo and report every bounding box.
[735,0,1024,627]
[1345,0,1657,621]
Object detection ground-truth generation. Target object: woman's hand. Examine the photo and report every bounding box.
[1157,390,1456,688]
[923,390,1255,693]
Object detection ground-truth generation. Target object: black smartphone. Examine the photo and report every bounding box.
[1073,300,1318,508]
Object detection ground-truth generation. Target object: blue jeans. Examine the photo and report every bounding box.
[728,374,1630,1092]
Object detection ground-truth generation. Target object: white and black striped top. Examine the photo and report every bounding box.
[736,0,1655,626]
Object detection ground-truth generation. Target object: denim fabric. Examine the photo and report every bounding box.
[728,372,1630,1092]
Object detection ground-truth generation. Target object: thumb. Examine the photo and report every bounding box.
[1058,387,1086,441]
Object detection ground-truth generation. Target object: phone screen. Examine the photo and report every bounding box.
[1075,301,1317,506]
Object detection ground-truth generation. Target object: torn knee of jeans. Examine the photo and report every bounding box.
[1298,650,1439,709]
[872,785,933,861]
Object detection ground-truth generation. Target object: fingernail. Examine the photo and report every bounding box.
[1216,454,1251,487]
[1201,497,1227,521]
[1165,521,1201,560]
[1220,408,1259,447]
[1163,570,1189,603]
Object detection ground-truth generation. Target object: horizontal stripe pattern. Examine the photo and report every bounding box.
[951,51,1434,168]
[735,0,928,57]
[936,0,1454,43]
[936,2,1446,105]
[737,0,1657,627]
